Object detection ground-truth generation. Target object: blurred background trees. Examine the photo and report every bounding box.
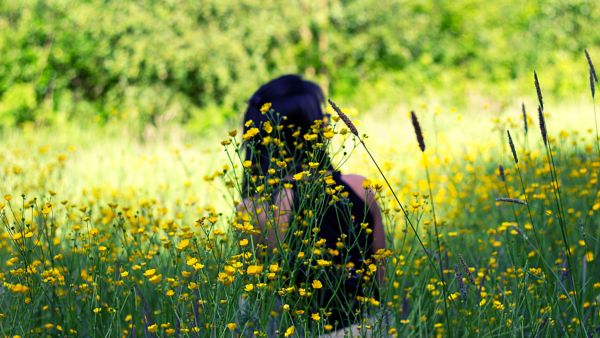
[0,0,598,131]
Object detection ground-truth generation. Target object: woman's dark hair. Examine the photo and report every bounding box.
[241,74,333,196]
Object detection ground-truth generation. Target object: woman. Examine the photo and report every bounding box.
[237,74,386,334]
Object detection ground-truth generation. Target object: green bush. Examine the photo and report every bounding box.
[0,0,598,130]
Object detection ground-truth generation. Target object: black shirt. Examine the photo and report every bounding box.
[289,170,378,330]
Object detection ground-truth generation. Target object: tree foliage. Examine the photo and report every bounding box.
[0,0,598,129]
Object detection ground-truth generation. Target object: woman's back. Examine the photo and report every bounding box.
[286,171,383,330]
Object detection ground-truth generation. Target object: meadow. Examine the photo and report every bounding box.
[2,1,600,336]
[2,62,600,337]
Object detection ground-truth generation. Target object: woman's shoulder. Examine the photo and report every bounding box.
[338,173,368,191]
[339,173,377,207]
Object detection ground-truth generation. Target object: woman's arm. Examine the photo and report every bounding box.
[236,188,293,250]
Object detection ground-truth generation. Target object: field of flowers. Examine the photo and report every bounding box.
[2,65,600,337]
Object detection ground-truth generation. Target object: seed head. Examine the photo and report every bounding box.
[498,164,505,182]
[458,254,476,286]
[538,105,548,147]
[327,99,359,137]
[521,102,528,135]
[495,197,527,206]
[410,111,425,152]
[590,68,596,99]
[534,70,544,111]
[585,49,598,84]
[507,130,518,164]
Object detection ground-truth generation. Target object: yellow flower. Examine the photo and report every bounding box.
[263,121,273,133]
[317,259,332,267]
[284,326,295,337]
[227,323,237,331]
[148,324,158,333]
[176,239,190,251]
[311,280,322,289]
[243,128,260,140]
[247,265,263,275]
[144,269,156,277]
[239,239,249,246]
[311,313,321,321]
[362,179,372,189]
[242,160,252,168]
[166,290,175,297]
[269,263,279,272]
[585,251,594,262]
[148,274,162,284]
[293,171,305,181]
[245,284,254,292]
[218,272,234,286]
[304,133,317,141]
[186,257,198,266]
[260,102,272,113]
[447,292,460,301]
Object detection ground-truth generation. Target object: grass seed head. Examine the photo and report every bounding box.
[585,49,598,84]
[534,70,544,111]
[590,68,596,99]
[498,164,506,182]
[507,130,518,164]
[521,102,528,135]
[495,197,527,205]
[410,111,425,152]
[327,99,359,137]
[458,254,476,286]
[538,105,548,146]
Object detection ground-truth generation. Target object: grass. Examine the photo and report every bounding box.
[1,75,600,337]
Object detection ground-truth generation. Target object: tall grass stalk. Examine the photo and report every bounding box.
[328,99,455,335]
[502,130,581,322]
[505,130,542,248]
[327,99,439,275]
[535,72,585,333]
[410,110,452,337]
[585,49,600,159]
